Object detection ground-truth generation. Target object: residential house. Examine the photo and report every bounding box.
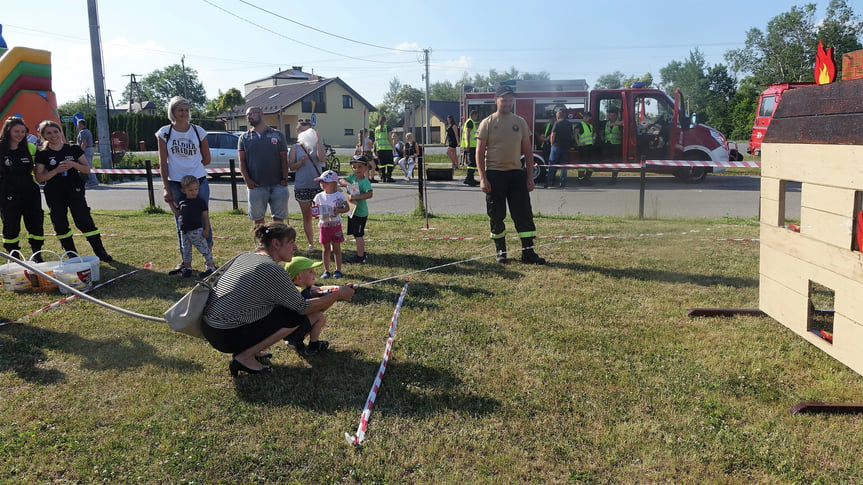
[404,100,459,144]
[220,69,376,147]
[110,101,157,115]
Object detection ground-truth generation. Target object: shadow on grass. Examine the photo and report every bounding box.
[233,349,500,418]
[0,324,201,384]
[554,261,758,288]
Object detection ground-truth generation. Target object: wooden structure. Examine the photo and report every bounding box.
[759,78,863,377]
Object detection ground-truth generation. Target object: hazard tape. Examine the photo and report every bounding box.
[1,263,151,327]
[91,168,237,175]
[346,279,410,446]
[544,160,761,169]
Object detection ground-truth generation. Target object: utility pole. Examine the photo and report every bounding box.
[87,0,112,169]
[423,48,431,146]
[123,74,142,112]
[181,55,188,100]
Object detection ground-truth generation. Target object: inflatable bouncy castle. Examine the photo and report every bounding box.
[0,25,61,130]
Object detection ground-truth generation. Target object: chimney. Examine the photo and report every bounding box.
[292,66,303,72]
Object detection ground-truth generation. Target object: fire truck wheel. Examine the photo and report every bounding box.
[673,167,708,183]
[524,154,546,182]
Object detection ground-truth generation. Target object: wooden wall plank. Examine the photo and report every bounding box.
[759,273,809,335]
[760,198,783,226]
[832,315,863,376]
[760,223,863,282]
[761,143,863,188]
[800,206,853,249]
[801,183,857,218]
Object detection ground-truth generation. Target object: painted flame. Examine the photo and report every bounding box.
[814,40,836,85]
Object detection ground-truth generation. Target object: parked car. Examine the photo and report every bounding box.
[206,131,240,178]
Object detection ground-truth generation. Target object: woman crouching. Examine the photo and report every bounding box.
[203,222,355,376]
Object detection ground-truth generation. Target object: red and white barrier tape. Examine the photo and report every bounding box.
[346,279,410,446]
[544,160,761,169]
[91,167,237,175]
[1,263,152,327]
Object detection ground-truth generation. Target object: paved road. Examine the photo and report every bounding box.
[80,173,798,219]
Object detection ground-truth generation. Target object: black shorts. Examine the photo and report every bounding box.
[203,305,311,354]
[294,187,322,202]
[347,215,367,237]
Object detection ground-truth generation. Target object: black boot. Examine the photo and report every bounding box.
[86,235,113,262]
[29,242,44,263]
[494,238,508,264]
[520,238,546,265]
[59,236,78,255]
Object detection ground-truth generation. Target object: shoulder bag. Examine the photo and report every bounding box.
[164,254,242,339]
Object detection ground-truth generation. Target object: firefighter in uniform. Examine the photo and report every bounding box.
[374,116,394,183]
[476,84,545,265]
[602,107,622,185]
[34,120,112,262]
[0,117,45,261]
[576,111,598,185]
[461,110,479,186]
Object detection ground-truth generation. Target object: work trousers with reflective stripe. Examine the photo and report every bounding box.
[1,181,44,250]
[485,169,536,240]
[44,184,99,240]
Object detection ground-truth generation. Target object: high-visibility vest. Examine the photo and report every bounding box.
[460,118,477,148]
[375,124,392,150]
[578,121,595,146]
[605,122,622,145]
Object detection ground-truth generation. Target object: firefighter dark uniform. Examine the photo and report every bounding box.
[0,141,45,259]
[461,114,479,186]
[34,143,112,261]
[374,121,394,182]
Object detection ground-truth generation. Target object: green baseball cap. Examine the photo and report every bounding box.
[284,256,323,279]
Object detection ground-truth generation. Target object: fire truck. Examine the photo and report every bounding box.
[747,82,814,156]
[460,79,733,183]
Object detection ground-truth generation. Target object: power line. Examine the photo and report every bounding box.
[236,0,419,53]
[200,0,415,64]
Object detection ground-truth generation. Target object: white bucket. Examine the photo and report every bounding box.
[55,259,93,294]
[23,250,61,292]
[62,252,101,282]
[0,250,31,292]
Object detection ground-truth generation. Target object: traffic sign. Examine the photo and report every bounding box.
[311,113,316,126]
[61,116,73,122]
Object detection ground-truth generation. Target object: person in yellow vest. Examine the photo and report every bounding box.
[601,107,622,185]
[460,110,479,186]
[575,111,598,185]
[374,116,395,183]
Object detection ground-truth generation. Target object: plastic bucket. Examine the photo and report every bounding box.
[23,250,61,292]
[62,252,101,282]
[55,260,93,294]
[0,250,31,292]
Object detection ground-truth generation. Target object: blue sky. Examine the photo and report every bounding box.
[2,0,833,108]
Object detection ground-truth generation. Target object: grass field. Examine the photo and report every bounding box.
[2,211,862,483]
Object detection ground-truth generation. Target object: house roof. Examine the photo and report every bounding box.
[246,67,317,86]
[427,100,460,122]
[221,77,376,119]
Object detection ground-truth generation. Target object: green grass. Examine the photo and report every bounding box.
[2,212,862,482]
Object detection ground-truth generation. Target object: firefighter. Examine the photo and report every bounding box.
[576,111,598,185]
[602,107,623,185]
[0,117,45,261]
[374,116,394,183]
[476,84,545,265]
[460,110,479,186]
[34,120,112,262]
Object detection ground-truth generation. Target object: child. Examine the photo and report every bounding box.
[312,170,349,279]
[174,175,216,278]
[341,155,374,264]
[284,256,341,355]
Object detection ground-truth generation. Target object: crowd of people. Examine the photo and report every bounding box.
[1,85,560,378]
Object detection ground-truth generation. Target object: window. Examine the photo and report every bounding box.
[343,95,353,109]
[758,95,776,118]
[302,90,326,113]
[344,128,354,136]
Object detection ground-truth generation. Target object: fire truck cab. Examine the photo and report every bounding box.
[748,82,814,156]
[461,79,732,183]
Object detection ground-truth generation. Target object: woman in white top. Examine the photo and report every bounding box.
[156,96,212,275]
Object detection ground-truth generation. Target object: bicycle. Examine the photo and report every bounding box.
[324,144,340,173]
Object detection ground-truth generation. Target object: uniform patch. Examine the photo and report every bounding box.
[271,137,278,145]
[512,124,520,132]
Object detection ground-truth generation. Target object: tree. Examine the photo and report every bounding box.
[659,49,738,133]
[724,1,862,84]
[429,80,459,102]
[594,71,654,89]
[205,88,245,117]
[119,64,207,111]
[58,92,97,116]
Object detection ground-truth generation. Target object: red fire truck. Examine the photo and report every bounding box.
[747,82,814,156]
[460,79,733,182]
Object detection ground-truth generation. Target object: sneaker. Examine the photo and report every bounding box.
[181,267,194,278]
[305,340,330,356]
[85,182,99,188]
[321,271,332,279]
[345,254,366,264]
[370,178,380,184]
[168,262,185,275]
[333,270,343,278]
[496,250,508,264]
[285,337,306,354]
[521,249,546,265]
[199,267,215,278]
[306,244,314,254]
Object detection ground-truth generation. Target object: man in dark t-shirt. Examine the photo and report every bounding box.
[545,110,573,188]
